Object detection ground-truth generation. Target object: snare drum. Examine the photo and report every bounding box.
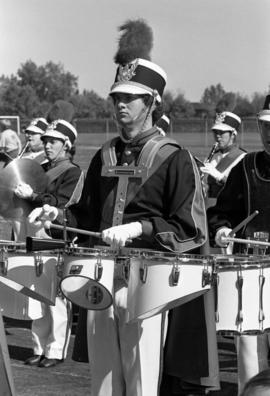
[126,250,212,323]
[212,254,270,335]
[0,243,58,320]
[59,247,115,310]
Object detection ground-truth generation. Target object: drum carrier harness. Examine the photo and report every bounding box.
[101,135,181,226]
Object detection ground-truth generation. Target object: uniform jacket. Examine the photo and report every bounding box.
[208,150,270,248]
[67,128,207,253]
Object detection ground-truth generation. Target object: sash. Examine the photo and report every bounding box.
[215,147,245,173]
[46,161,77,185]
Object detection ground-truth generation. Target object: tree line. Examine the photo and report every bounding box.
[0,60,268,124]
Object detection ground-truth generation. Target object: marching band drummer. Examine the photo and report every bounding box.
[27,19,214,396]
[14,119,84,368]
[207,94,270,395]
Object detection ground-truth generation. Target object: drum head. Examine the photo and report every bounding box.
[60,276,113,310]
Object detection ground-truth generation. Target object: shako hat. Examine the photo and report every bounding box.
[110,19,167,103]
[258,95,270,122]
[212,111,241,134]
[25,118,48,135]
[41,119,77,149]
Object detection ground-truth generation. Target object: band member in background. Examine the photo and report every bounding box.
[207,95,270,394]
[27,19,211,396]
[0,119,21,168]
[14,120,84,368]
[21,117,48,163]
[200,111,246,208]
[155,114,170,135]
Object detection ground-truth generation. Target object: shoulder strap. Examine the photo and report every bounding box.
[137,135,181,168]
[101,137,119,167]
[125,136,181,208]
[216,147,246,173]
[46,161,76,185]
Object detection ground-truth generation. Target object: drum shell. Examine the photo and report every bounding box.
[127,251,212,323]
[59,248,115,310]
[213,255,270,334]
[0,250,58,321]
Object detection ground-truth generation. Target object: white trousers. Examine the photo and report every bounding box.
[236,334,270,395]
[32,296,72,360]
[87,282,164,396]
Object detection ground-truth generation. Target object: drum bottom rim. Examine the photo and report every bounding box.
[217,329,270,336]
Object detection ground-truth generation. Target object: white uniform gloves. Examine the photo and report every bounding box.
[14,182,33,199]
[102,222,142,248]
[28,205,142,249]
[200,163,224,182]
[215,227,233,247]
[28,204,59,229]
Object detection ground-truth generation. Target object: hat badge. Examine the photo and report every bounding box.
[215,112,226,124]
[118,59,138,82]
[48,120,58,131]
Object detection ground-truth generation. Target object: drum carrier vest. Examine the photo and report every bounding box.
[101,135,181,226]
[242,152,270,249]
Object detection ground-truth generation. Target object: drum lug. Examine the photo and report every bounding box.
[95,261,103,281]
[202,268,211,287]
[34,254,43,277]
[171,264,180,286]
[140,261,148,284]
[122,259,130,283]
[57,253,64,278]
[0,249,8,276]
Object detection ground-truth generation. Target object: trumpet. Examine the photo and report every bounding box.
[205,142,219,164]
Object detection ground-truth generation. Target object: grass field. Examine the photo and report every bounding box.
[74,131,263,172]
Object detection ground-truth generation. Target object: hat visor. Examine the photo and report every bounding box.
[258,110,270,122]
[25,126,44,134]
[109,83,161,102]
[41,130,67,142]
[212,123,234,132]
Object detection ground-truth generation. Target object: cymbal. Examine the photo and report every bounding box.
[0,158,48,220]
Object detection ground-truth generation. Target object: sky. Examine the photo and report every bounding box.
[1,0,270,102]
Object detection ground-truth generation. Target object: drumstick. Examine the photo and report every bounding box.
[229,210,259,237]
[221,236,270,248]
[47,223,102,238]
[47,223,133,244]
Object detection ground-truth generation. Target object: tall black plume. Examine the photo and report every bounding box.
[114,19,153,65]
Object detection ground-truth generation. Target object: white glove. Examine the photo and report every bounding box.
[14,182,33,199]
[28,204,59,228]
[200,163,223,182]
[215,227,233,247]
[102,222,142,248]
